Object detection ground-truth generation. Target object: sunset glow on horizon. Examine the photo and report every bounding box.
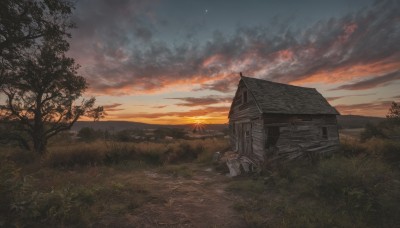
[69,0,400,125]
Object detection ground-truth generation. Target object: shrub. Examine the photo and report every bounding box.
[0,161,21,223]
[13,186,94,227]
[360,123,386,141]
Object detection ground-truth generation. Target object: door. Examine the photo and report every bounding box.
[243,122,252,156]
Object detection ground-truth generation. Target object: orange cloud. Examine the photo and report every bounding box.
[292,61,400,85]
[334,101,393,117]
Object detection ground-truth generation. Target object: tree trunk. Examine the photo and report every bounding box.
[33,93,46,154]
[33,134,46,154]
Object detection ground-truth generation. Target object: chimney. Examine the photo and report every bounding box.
[239,72,243,77]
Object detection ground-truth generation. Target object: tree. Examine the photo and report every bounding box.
[77,127,103,142]
[0,0,103,154]
[386,101,400,123]
[1,38,102,154]
[0,0,74,86]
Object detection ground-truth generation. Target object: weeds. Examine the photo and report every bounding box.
[227,154,400,227]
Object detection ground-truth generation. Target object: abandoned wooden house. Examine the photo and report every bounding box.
[228,75,340,168]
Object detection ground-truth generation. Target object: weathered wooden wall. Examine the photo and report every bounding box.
[228,81,261,155]
[263,114,339,161]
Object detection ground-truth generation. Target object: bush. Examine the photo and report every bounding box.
[77,127,103,142]
[0,161,21,223]
[360,123,386,141]
[13,186,94,227]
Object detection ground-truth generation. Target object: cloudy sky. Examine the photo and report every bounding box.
[68,0,400,124]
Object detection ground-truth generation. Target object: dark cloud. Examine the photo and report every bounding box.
[331,71,400,90]
[167,95,232,107]
[69,0,400,95]
[103,103,124,112]
[152,105,167,109]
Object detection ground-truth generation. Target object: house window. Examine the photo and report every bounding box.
[265,126,280,148]
[322,127,328,139]
[242,91,248,104]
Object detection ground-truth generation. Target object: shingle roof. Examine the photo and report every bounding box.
[240,76,339,115]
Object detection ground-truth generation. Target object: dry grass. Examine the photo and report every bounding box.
[227,138,400,228]
[0,138,229,226]
[43,138,229,168]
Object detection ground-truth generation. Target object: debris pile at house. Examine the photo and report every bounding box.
[217,151,259,177]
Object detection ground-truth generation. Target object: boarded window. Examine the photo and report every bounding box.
[265,126,280,148]
[243,91,248,104]
[322,127,328,139]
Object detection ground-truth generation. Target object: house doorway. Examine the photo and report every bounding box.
[242,122,252,156]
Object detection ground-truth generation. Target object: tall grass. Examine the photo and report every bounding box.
[44,138,229,168]
[227,138,400,227]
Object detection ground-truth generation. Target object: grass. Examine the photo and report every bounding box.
[2,137,400,227]
[42,138,229,168]
[158,164,193,178]
[0,138,228,227]
[226,137,400,228]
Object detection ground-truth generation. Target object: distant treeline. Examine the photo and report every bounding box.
[76,127,187,142]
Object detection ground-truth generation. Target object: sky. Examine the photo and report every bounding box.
[67,0,400,124]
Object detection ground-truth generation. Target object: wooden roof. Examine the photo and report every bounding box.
[240,76,339,115]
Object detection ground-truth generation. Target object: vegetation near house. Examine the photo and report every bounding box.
[386,101,400,122]
[360,101,400,141]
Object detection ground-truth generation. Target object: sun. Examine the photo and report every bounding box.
[190,117,207,133]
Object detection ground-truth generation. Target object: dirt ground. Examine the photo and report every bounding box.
[97,165,246,228]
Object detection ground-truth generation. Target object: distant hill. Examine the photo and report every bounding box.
[337,115,385,129]
[71,115,384,132]
[71,121,154,132]
[71,121,228,132]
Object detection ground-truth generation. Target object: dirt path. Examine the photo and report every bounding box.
[119,165,246,227]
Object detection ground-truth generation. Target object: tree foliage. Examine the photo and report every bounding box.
[0,0,74,85]
[386,101,400,123]
[0,0,103,153]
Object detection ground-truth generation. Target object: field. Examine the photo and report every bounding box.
[1,135,400,227]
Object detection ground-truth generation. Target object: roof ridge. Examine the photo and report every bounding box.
[241,75,316,90]
[237,75,339,115]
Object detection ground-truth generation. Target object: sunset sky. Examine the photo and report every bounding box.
[68,0,400,124]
